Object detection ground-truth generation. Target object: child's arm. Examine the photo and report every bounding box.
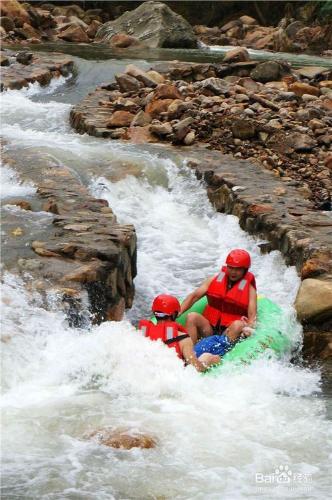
[181,338,220,372]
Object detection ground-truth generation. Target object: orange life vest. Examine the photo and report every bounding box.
[203,266,256,327]
[138,320,189,359]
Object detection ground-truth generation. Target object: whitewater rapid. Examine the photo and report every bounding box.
[1,58,332,499]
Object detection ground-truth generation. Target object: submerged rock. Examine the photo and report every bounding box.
[86,428,157,449]
[96,1,197,49]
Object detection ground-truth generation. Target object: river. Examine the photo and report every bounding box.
[1,49,332,499]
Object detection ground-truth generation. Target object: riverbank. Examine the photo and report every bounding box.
[70,59,332,210]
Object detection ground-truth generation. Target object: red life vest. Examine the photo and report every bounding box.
[138,320,189,359]
[203,266,256,327]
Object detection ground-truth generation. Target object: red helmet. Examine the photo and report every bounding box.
[226,249,251,269]
[152,294,181,316]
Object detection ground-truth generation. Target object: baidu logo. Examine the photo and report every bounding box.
[255,464,313,488]
[274,465,292,483]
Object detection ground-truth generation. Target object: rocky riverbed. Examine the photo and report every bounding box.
[70,57,332,210]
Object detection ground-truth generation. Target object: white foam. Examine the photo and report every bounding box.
[0,163,35,199]
[1,273,330,499]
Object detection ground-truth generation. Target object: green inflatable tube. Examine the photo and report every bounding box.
[175,296,291,371]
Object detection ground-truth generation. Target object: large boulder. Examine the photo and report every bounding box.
[96,1,197,49]
[295,279,332,323]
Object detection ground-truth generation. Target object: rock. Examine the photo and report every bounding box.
[153,83,182,100]
[66,16,88,30]
[130,110,152,127]
[57,24,89,43]
[294,66,329,80]
[289,82,320,97]
[107,111,135,128]
[220,19,241,33]
[27,5,56,30]
[146,70,165,84]
[302,94,319,102]
[86,428,156,449]
[247,204,273,215]
[295,279,332,323]
[0,54,10,66]
[238,77,261,92]
[319,81,332,90]
[16,51,33,65]
[324,154,332,171]
[125,64,158,88]
[231,118,256,139]
[115,73,143,93]
[126,125,156,143]
[250,61,285,83]
[223,47,250,63]
[96,1,197,49]
[286,133,317,152]
[0,0,30,25]
[19,22,40,40]
[145,98,174,118]
[184,130,196,145]
[296,108,323,121]
[0,16,15,32]
[239,15,257,26]
[150,121,172,137]
[320,87,332,97]
[194,77,229,95]
[86,19,102,39]
[321,98,332,112]
[285,21,304,39]
[109,33,141,48]
[173,116,194,141]
[235,93,249,103]
[273,187,286,196]
[301,258,331,279]
[7,199,32,210]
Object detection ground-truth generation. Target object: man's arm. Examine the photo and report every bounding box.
[247,285,257,327]
[179,276,214,315]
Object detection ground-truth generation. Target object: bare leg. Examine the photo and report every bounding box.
[185,312,213,344]
[226,320,246,341]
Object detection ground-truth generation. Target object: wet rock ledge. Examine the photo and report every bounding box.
[0,48,73,91]
[1,148,136,325]
[183,146,332,360]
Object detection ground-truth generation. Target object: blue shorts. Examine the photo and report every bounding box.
[194,334,234,357]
